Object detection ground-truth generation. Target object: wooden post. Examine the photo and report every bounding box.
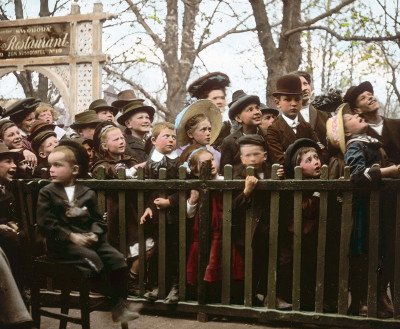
[244,166,254,307]
[394,191,400,319]
[137,167,146,296]
[95,166,106,215]
[117,168,126,254]
[178,166,187,301]
[158,168,167,299]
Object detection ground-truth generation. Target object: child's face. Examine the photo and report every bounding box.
[187,119,212,146]
[152,128,176,154]
[275,95,302,119]
[235,103,261,126]
[48,151,77,186]
[0,157,17,182]
[37,110,54,124]
[19,112,35,133]
[2,126,22,149]
[97,110,115,122]
[240,144,266,169]
[194,151,217,177]
[39,136,59,159]
[103,129,126,155]
[78,126,96,139]
[260,112,276,131]
[299,150,321,178]
[354,90,379,114]
[126,111,151,135]
[343,114,368,136]
[83,143,94,162]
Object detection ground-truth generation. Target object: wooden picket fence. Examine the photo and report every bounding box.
[14,163,400,329]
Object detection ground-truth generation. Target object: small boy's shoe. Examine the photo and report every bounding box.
[127,276,140,296]
[275,297,292,310]
[111,299,140,323]
[144,287,159,302]
[164,285,179,304]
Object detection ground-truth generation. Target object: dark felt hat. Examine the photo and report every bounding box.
[187,72,230,99]
[89,99,119,116]
[73,136,94,149]
[31,130,57,153]
[57,139,89,178]
[117,101,155,126]
[260,103,279,116]
[284,138,321,179]
[4,97,41,122]
[272,74,302,97]
[0,142,24,162]
[228,90,260,121]
[93,121,118,153]
[0,119,17,138]
[343,81,373,110]
[290,70,312,85]
[237,134,267,150]
[111,90,145,109]
[70,110,103,130]
[27,120,55,142]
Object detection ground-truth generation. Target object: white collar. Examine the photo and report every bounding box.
[282,114,299,127]
[368,117,384,128]
[151,148,178,162]
[19,128,27,137]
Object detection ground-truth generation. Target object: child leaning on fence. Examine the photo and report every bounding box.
[36,139,139,323]
[326,103,400,318]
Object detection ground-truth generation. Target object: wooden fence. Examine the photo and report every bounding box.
[14,164,400,329]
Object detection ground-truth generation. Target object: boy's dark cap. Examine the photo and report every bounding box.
[272,74,302,97]
[260,103,279,116]
[73,136,94,149]
[31,131,57,153]
[0,119,16,138]
[89,99,119,116]
[284,138,320,179]
[237,134,267,149]
[289,70,312,85]
[27,120,55,142]
[0,142,24,162]
[343,81,373,110]
[117,101,155,126]
[111,90,145,109]
[70,110,103,130]
[228,90,260,121]
[3,97,41,122]
[93,121,118,153]
[57,139,89,178]
[188,72,230,99]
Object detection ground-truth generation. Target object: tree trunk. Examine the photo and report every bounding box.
[14,0,23,19]
[39,0,51,17]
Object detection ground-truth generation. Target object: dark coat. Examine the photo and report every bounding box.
[211,120,232,151]
[299,104,330,147]
[91,154,138,179]
[124,133,150,163]
[267,115,320,166]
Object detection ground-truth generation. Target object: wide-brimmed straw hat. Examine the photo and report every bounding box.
[228,90,260,121]
[326,103,350,154]
[117,101,155,126]
[175,99,222,147]
[70,110,103,130]
[89,99,119,116]
[111,90,145,109]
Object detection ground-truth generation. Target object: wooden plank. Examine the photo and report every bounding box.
[158,168,167,299]
[315,165,329,313]
[266,164,280,309]
[338,166,352,315]
[137,167,146,296]
[244,166,255,307]
[221,165,232,305]
[394,191,400,319]
[95,166,106,215]
[292,166,303,311]
[117,168,127,254]
[367,190,379,318]
[178,166,187,301]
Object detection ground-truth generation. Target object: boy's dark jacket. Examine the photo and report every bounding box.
[37,183,106,241]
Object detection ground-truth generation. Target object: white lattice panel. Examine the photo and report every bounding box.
[76,22,93,56]
[49,65,70,87]
[76,64,92,113]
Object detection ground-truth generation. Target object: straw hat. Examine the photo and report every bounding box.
[89,99,119,116]
[111,90,145,109]
[326,103,349,154]
[175,99,222,147]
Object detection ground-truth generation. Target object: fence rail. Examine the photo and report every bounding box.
[15,164,400,329]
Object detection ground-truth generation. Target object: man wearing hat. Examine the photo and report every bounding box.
[220,90,264,174]
[259,104,279,135]
[90,99,119,123]
[187,72,233,150]
[267,74,321,166]
[117,100,155,163]
[290,71,330,146]
[70,110,103,140]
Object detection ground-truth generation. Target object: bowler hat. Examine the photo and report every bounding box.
[260,103,279,117]
[70,110,102,130]
[175,99,222,147]
[272,74,302,97]
[31,131,57,153]
[57,139,89,178]
[111,90,145,109]
[117,101,155,126]
[343,81,373,110]
[237,134,267,150]
[0,142,24,162]
[326,103,351,154]
[89,99,119,116]
[4,97,41,122]
[27,120,55,142]
[188,72,230,99]
[228,90,260,121]
[92,121,118,153]
[284,138,321,179]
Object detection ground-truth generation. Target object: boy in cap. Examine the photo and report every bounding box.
[259,104,279,135]
[267,74,321,166]
[31,130,59,178]
[220,90,263,174]
[70,110,102,139]
[89,99,119,123]
[36,140,140,324]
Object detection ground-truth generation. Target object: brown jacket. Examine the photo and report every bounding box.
[299,104,330,147]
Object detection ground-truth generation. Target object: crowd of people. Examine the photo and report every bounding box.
[1,70,400,328]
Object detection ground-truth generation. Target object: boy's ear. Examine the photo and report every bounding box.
[263,151,267,161]
[72,165,79,175]
[344,131,352,137]
[353,107,362,114]
[235,113,243,124]
[151,136,157,145]
[38,151,47,159]
[274,98,280,107]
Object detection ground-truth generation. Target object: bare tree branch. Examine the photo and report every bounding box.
[196,0,222,53]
